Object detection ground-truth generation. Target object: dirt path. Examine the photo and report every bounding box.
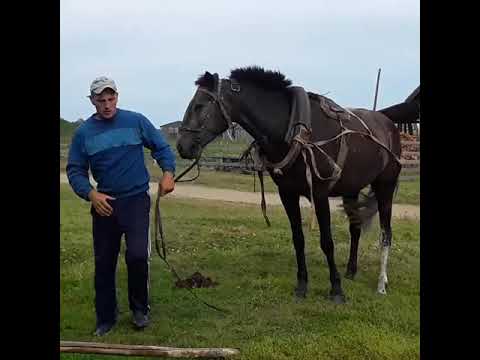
[60,174,419,220]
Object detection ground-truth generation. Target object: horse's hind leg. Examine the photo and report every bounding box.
[342,194,361,280]
[313,195,345,304]
[371,180,397,295]
[279,189,308,298]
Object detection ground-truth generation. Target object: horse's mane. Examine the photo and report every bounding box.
[194,66,292,92]
[230,66,292,91]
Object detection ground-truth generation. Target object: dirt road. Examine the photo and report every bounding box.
[60,174,419,219]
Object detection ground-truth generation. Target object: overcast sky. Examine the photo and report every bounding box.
[60,0,419,127]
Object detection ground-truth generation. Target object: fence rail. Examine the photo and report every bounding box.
[61,141,420,181]
[183,156,419,181]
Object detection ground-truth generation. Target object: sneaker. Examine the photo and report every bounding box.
[93,321,116,336]
[132,311,150,329]
[94,307,119,336]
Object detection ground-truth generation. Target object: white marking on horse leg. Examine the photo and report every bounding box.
[377,245,390,295]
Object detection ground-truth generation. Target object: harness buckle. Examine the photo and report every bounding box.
[231,82,241,92]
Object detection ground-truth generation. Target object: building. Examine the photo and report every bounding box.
[403,85,420,136]
[160,120,253,141]
[160,121,182,137]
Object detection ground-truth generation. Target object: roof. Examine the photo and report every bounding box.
[161,120,182,128]
[405,85,420,103]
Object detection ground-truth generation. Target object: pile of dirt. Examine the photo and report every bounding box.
[175,272,219,289]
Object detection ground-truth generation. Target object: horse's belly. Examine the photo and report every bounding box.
[331,148,386,192]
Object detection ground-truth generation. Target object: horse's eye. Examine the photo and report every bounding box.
[194,104,203,112]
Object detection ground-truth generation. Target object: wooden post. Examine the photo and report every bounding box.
[373,68,381,111]
[60,341,240,358]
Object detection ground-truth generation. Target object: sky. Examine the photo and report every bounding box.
[60,0,419,127]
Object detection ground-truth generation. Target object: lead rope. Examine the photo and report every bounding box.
[153,156,229,314]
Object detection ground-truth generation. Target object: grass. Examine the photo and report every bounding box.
[60,184,419,360]
[393,179,420,206]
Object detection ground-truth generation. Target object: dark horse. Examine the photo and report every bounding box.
[177,66,416,303]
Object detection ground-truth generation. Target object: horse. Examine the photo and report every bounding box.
[176,66,416,303]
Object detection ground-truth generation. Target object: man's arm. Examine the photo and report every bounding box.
[139,115,176,174]
[139,115,176,196]
[66,131,94,201]
[66,131,116,215]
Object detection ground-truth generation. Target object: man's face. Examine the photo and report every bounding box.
[91,89,118,119]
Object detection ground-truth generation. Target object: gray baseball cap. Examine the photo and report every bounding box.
[89,76,118,96]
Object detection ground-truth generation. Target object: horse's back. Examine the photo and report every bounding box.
[327,108,401,194]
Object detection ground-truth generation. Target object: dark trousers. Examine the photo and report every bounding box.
[91,191,151,325]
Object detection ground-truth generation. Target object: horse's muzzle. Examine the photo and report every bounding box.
[176,138,200,160]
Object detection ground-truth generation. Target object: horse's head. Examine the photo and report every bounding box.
[177,71,239,159]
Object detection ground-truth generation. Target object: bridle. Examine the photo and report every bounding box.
[174,78,241,184]
[178,78,240,137]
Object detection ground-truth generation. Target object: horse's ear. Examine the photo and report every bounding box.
[195,71,216,90]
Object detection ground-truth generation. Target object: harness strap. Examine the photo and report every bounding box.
[284,87,312,143]
[257,171,271,227]
[197,83,234,128]
[266,140,304,176]
[344,107,373,135]
[248,98,402,226]
[331,135,349,190]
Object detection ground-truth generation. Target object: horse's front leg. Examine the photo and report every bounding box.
[313,195,346,304]
[279,189,308,298]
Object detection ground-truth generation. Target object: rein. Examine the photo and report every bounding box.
[174,156,201,183]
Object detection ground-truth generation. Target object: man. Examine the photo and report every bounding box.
[66,76,176,336]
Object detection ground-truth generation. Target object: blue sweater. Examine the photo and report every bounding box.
[66,108,176,201]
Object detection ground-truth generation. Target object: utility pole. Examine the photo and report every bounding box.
[373,68,381,111]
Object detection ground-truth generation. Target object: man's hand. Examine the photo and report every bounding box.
[88,190,116,216]
[158,171,175,197]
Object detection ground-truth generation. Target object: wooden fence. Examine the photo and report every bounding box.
[61,141,420,182]
[193,141,420,182]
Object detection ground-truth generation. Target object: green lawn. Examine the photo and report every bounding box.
[60,184,419,360]
[393,179,420,205]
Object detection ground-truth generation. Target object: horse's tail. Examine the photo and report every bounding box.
[342,187,378,232]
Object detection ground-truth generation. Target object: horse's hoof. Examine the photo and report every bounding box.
[294,295,306,303]
[377,277,388,294]
[345,271,356,280]
[377,283,388,294]
[294,280,308,299]
[329,293,346,304]
[295,287,307,299]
